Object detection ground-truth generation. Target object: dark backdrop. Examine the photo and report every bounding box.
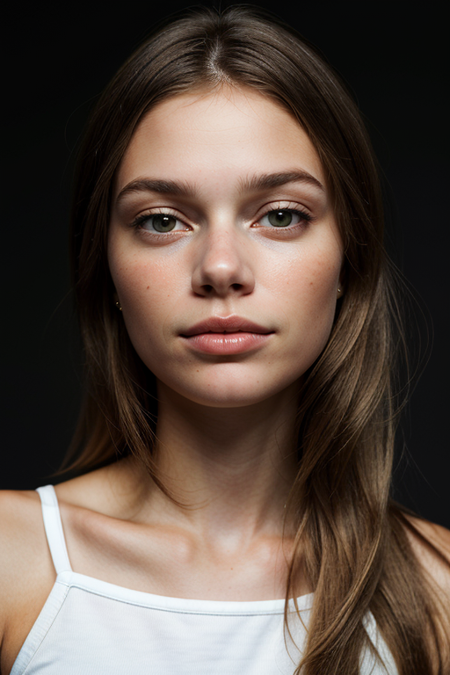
[3,1,449,527]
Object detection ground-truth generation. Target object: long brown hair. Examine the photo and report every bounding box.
[63,6,449,673]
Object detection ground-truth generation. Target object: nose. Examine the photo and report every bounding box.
[191,227,255,298]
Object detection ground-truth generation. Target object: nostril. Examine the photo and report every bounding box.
[201,282,244,295]
[191,255,255,298]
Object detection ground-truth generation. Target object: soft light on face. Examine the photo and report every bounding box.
[108,87,343,408]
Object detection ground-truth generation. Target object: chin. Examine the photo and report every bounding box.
[157,371,302,411]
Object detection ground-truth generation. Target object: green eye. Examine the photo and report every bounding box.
[151,214,178,232]
[267,210,294,227]
[258,208,311,230]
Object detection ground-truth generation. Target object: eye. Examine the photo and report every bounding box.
[258,208,312,228]
[133,212,186,233]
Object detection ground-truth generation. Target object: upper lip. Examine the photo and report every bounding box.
[181,316,273,337]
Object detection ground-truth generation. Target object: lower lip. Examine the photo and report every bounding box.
[182,332,273,355]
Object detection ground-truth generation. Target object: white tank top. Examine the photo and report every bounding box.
[10,485,398,674]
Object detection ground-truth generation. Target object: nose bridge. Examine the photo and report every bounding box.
[204,223,240,268]
[191,219,255,297]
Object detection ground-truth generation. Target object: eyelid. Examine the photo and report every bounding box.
[253,203,314,228]
[131,208,191,233]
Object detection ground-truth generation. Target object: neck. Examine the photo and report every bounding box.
[130,381,301,548]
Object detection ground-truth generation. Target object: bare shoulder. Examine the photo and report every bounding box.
[0,490,55,667]
[403,512,450,595]
[0,489,53,610]
[0,489,49,593]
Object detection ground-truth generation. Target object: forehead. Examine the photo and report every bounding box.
[115,87,326,196]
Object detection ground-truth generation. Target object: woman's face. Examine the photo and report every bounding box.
[108,87,343,408]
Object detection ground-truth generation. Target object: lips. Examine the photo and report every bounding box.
[180,316,274,356]
[180,316,273,337]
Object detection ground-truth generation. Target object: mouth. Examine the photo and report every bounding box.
[180,315,273,337]
[180,316,274,355]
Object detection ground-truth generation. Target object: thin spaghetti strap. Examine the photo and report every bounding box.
[36,485,72,575]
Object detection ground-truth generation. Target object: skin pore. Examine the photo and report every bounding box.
[106,85,343,588]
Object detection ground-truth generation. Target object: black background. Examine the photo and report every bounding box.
[3,1,449,527]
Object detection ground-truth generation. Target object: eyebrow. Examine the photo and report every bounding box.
[115,170,324,205]
[239,171,324,193]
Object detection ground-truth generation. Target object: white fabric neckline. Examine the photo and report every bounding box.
[55,570,314,615]
[37,485,315,616]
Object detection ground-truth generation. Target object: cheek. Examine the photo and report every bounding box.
[276,247,342,350]
[109,247,182,349]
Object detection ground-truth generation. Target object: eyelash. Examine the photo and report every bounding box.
[130,205,313,237]
[130,209,188,235]
[257,207,313,233]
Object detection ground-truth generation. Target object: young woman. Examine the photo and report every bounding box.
[1,6,449,675]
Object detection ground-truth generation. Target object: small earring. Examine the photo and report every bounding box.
[337,287,343,297]
[115,300,122,312]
